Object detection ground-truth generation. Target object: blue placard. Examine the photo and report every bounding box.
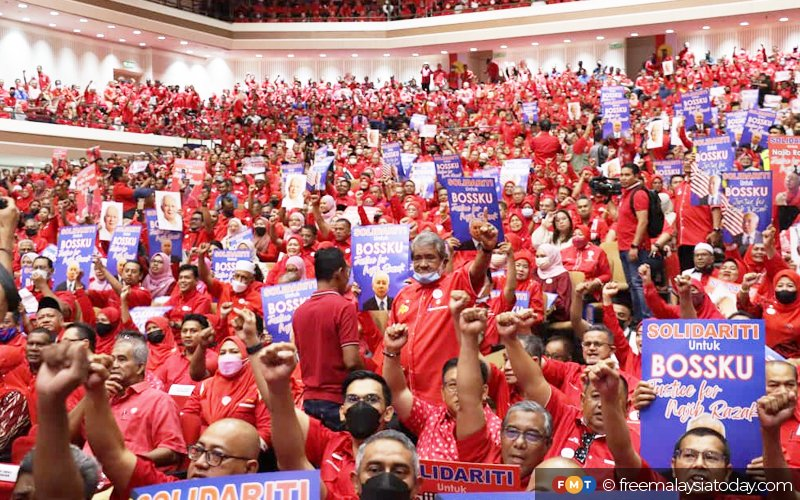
[382,142,402,175]
[261,280,317,343]
[434,154,464,182]
[212,249,254,283]
[641,319,765,469]
[444,177,504,251]
[691,136,734,206]
[107,225,142,275]
[296,116,312,136]
[307,157,333,191]
[740,108,776,148]
[54,225,96,289]
[352,224,411,311]
[721,171,771,244]
[145,209,183,260]
[601,98,630,139]
[132,469,321,499]
[681,89,712,129]
[653,160,684,179]
[521,101,538,124]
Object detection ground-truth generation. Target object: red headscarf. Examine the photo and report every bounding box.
[145,316,176,372]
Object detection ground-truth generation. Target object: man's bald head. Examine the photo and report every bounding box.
[187,418,260,478]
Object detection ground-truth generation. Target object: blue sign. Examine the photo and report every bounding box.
[740,108,776,148]
[641,319,765,469]
[434,154,464,182]
[382,142,402,177]
[54,225,96,289]
[296,116,312,136]
[352,224,411,311]
[145,209,183,260]
[132,469,321,500]
[691,136,734,206]
[521,102,538,124]
[653,160,684,179]
[601,98,630,139]
[721,171,771,244]
[107,225,142,275]
[681,89,712,129]
[212,249,254,283]
[444,177,504,251]
[261,280,317,343]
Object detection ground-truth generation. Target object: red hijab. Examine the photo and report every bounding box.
[145,316,176,372]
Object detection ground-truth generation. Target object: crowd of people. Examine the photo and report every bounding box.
[152,0,582,23]
[0,39,799,499]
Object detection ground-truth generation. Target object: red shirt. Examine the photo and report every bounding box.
[110,456,175,500]
[404,396,502,460]
[293,290,360,403]
[94,381,186,459]
[616,183,650,251]
[304,417,357,499]
[379,265,477,403]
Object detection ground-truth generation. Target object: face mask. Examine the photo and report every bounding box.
[360,472,411,500]
[147,329,165,344]
[776,290,797,305]
[25,228,37,237]
[345,401,382,440]
[490,253,507,269]
[0,327,17,343]
[231,279,248,293]
[254,227,267,236]
[96,323,114,336]
[573,236,588,249]
[218,353,244,377]
[535,257,550,270]
[412,271,441,285]
[521,208,534,218]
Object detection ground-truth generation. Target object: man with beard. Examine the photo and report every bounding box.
[261,341,396,499]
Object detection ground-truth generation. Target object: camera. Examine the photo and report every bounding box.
[589,176,622,197]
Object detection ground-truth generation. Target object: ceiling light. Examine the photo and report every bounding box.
[256,54,263,58]
[702,25,710,30]
[564,39,571,43]
[287,54,295,58]
[665,29,675,33]
[108,25,115,28]
[440,50,448,54]
[531,42,539,46]
[139,42,146,47]
[79,18,88,22]
[500,45,508,49]
[157,36,166,40]
[739,21,749,26]
[180,40,188,45]
[96,33,104,38]
[351,53,358,57]
[383,53,390,57]
[133,30,141,34]
[469,48,477,52]
[18,3,27,8]
[119,38,126,42]
[412,53,419,57]
[49,10,58,15]
[596,35,605,40]
[779,17,789,22]
[630,32,639,37]
[73,29,81,33]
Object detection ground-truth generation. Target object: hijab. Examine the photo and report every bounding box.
[144,316,176,372]
[536,243,568,280]
[142,252,175,298]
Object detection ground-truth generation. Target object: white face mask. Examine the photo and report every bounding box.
[231,279,248,293]
[535,257,550,270]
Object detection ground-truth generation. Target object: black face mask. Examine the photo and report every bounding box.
[776,290,797,305]
[254,227,267,236]
[25,228,37,237]
[360,472,411,500]
[148,329,165,344]
[345,402,382,440]
[96,323,114,336]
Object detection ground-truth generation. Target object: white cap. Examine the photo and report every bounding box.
[235,260,256,275]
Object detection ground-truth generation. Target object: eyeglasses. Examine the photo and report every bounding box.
[344,393,383,405]
[187,444,251,467]
[581,341,611,349]
[674,448,726,466]
[503,427,546,444]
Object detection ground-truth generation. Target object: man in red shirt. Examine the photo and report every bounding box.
[376,226,496,404]
[530,120,562,166]
[617,163,654,320]
[293,247,362,430]
[96,333,185,467]
[262,342,396,500]
[164,264,212,333]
